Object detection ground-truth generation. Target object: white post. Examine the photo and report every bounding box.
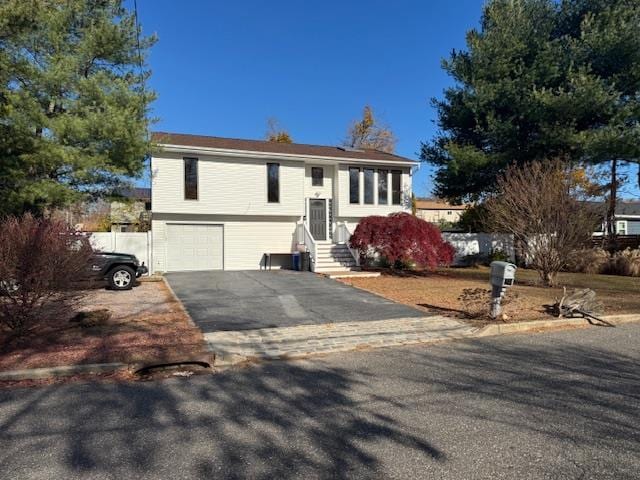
[147,230,152,273]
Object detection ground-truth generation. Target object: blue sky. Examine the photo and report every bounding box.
[130,0,486,196]
[130,0,639,199]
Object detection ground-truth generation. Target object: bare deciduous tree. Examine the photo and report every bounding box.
[485,160,599,287]
[265,117,293,144]
[344,105,396,153]
[0,214,93,339]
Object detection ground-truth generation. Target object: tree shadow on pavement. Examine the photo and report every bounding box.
[0,329,638,479]
[386,335,640,478]
[0,361,444,479]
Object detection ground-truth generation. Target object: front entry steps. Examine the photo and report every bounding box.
[314,243,360,273]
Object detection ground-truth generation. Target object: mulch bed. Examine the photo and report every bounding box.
[0,281,208,373]
[339,267,640,326]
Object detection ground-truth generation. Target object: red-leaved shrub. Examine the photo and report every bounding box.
[349,213,455,269]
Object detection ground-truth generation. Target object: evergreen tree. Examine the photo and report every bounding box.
[422,0,640,203]
[0,0,156,216]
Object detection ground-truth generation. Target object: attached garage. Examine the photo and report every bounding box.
[166,224,223,272]
[152,216,299,272]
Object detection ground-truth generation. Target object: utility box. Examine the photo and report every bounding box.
[489,261,517,319]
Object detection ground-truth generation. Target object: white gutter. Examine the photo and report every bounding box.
[155,143,418,167]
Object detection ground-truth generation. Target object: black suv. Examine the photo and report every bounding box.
[90,251,148,290]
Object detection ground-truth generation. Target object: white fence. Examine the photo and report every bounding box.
[442,233,515,266]
[89,231,152,272]
[85,231,513,273]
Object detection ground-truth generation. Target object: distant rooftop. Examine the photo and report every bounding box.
[115,187,150,201]
[585,201,640,217]
[415,198,469,210]
[616,201,640,216]
[151,132,415,163]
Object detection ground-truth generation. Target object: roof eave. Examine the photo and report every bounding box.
[154,143,418,166]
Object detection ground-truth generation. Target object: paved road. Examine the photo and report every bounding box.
[165,270,425,331]
[1,324,639,479]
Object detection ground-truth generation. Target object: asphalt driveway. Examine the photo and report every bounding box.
[165,270,426,332]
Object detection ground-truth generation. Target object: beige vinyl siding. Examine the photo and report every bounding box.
[336,164,411,218]
[304,164,333,199]
[151,153,304,216]
[416,208,465,223]
[152,215,298,272]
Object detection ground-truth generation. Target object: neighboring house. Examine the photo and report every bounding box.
[150,132,415,273]
[415,199,468,224]
[110,187,152,232]
[593,201,640,236]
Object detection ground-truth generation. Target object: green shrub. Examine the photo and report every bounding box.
[489,248,510,263]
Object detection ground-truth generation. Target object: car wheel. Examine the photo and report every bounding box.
[108,266,135,290]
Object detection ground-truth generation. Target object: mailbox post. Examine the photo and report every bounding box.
[489,261,517,319]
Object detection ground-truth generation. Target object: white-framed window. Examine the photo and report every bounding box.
[184,157,198,200]
[378,169,388,205]
[616,220,628,235]
[348,166,403,206]
[391,170,402,205]
[349,167,360,204]
[363,168,375,205]
[311,167,323,186]
[267,163,280,203]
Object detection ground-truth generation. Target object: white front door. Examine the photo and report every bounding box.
[166,224,223,271]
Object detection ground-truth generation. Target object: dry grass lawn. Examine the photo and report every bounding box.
[0,280,207,372]
[339,266,640,325]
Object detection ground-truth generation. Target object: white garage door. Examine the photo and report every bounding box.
[166,224,223,271]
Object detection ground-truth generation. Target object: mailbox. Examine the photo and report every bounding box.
[489,261,517,319]
[490,261,517,287]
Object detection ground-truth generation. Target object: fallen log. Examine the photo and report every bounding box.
[554,288,614,327]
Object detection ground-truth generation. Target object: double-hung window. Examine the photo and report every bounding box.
[184,157,198,200]
[267,163,280,203]
[616,220,628,235]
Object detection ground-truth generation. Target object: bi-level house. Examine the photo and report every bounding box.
[150,132,415,273]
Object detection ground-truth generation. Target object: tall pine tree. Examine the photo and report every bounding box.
[422,0,640,204]
[0,0,156,216]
